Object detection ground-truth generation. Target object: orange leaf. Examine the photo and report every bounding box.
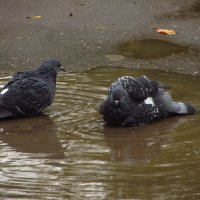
[156,28,177,35]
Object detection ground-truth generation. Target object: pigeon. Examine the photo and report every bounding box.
[109,75,166,101]
[0,59,65,119]
[100,75,197,127]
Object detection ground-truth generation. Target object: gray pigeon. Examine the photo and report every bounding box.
[100,75,197,127]
[109,75,165,101]
[0,59,65,119]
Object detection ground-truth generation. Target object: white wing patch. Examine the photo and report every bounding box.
[0,88,8,94]
[144,97,155,106]
[177,102,187,114]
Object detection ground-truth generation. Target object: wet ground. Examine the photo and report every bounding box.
[0,1,200,199]
[0,0,200,74]
[0,67,200,199]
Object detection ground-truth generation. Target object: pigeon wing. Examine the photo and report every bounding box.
[109,76,149,101]
[0,71,38,91]
[122,103,167,126]
[1,77,51,115]
[135,76,160,95]
[139,104,168,124]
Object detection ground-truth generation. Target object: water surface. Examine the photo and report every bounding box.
[0,67,200,199]
[119,39,188,59]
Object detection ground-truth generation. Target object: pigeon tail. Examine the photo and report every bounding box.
[170,102,197,115]
[152,89,197,115]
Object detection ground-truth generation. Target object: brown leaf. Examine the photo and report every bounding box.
[155,28,177,35]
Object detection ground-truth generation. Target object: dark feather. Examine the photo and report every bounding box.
[100,75,197,127]
[0,59,64,119]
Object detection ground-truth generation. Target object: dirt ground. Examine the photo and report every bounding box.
[0,0,200,74]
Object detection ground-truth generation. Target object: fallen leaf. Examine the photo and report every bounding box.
[27,16,42,19]
[155,28,177,35]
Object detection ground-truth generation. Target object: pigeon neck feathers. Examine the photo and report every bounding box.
[102,87,133,125]
[109,87,130,106]
[37,59,64,83]
[38,65,57,83]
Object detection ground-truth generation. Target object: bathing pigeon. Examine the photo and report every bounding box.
[100,75,197,127]
[109,75,164,101]
[0,59,65,119]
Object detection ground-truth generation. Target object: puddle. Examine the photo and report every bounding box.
[119,39,188,59]
[0,66,200,199]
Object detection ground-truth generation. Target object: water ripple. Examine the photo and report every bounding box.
[0,67,200,199]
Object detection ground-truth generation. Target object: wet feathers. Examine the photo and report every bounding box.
[100,75,197,126]
[0,59,65,119]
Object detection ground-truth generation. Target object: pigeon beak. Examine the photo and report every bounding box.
[114,100,119,106]
[60,66,66,72]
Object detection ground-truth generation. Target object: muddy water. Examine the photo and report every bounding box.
[119,39,188,60]
[0,67,200,199]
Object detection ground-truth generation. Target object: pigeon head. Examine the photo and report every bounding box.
[38,59,65,77]
[43,59,65,72]
[110,87,129,106]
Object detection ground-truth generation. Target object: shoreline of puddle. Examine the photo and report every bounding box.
[0,39,200,76]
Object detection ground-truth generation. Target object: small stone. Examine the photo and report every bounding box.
[105,54,125,61]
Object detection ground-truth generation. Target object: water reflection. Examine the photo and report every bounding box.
[0,115,64,158]
[119,39,188,59]
[0,67,199,199]
[103,117,188,163]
